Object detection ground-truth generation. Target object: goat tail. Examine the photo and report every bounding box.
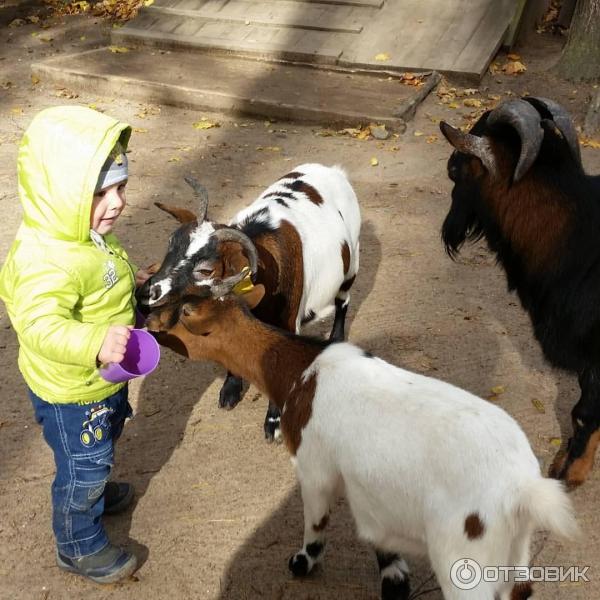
[517,477,580,543]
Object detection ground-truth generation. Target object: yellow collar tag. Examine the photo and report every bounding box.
[232,268,255,296]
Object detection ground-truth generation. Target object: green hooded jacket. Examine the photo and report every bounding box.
[0,105,137,404]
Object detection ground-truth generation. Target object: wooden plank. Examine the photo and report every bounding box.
[146,1,364,32]
[115,24,345,63]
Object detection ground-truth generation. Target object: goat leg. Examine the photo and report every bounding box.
[376,551,411,600]
[218,372,243,410]
[264,402,282,442]
[550,367,600,487]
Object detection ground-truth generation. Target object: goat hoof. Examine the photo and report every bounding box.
[218,388,242,410]
[381,576,410,600]
[264,418,281,443]
[288,553,310,577]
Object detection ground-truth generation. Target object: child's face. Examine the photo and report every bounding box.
[90,181,127,234]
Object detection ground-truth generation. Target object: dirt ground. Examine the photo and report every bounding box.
[1,3,600,599]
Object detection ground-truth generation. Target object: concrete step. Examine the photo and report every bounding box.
[31,46,417,128]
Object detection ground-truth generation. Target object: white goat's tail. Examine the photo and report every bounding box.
[518,477,580,543]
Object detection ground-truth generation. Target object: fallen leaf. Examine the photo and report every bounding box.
[168,156,181,162]
[87,103,97,110]
[10,107,24,115]
[193,119,220,130]
[490,385,505,395]
[370,157,379,166]
[31,74,40,85]
[144,0,154,4]
[426,134,438,144]
[1,81,14,90]
[448,102,460,109]
[39,35,54,42]
[463,98,482,108]
[504,60,527,75]
[413,131,424,137]
[108,46,129,53]
[507,53,521,61]
[27,15,40,23]
[8,18,26,27]
[80,35,86,41]
[549,437,562,447]
[580,136,600,149]
[133,127,148,133]
[531,398,546,414]
[375,52,391,62]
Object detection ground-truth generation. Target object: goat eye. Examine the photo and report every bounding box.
[198,269,213,276]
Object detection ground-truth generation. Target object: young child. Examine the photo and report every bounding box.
[0,105,153,584]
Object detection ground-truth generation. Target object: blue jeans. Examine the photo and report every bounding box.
[29,387,132,558]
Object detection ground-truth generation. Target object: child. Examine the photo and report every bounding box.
[0,106,152,584]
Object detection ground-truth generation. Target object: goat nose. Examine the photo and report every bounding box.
[149,284,162,302]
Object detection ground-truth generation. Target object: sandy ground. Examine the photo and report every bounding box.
[1,3,600,599]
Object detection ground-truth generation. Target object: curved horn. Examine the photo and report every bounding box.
[439,121,497,176]
[209,269,251,298]
[523,96,582,165]
[184,176,209,222]
[486,99,543,182]
[212,228,258,275]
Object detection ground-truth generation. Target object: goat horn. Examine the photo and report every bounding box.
[184,176,209,222]
[439,121,497,176]
[523,96,582,165]
[486,99,543,182]
[209,268,251,298]
[212,228,258,275]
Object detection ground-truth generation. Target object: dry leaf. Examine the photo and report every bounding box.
[531,398,546,414]
[374,53,391,62]
[463,98,482,108]
[507,53,521,61]
[193,119,220,130]
[144,0,154,4]
[31,74,40,85]
[55,87,79,99]
[8,18,26,27]
[11,107,24,115]
[370,157,379,166]
[168,156,181,162]
[133,127,148,133]
[580,136,600,149]
[413,131,424,137]
[27,15,40,23]
[108,46,129,53]
[504,61,527,75]
[549,437,562,447]
[490,385,505,395]
[426,134,438,144]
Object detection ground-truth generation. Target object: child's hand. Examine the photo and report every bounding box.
[98,325,131,365]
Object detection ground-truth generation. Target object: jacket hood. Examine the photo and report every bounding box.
[18,105,131,242]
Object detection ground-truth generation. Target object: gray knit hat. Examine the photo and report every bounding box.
[94,141,128,193]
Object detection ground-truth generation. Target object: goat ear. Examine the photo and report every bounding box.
[239,284,265,310]
[154,202,198,224]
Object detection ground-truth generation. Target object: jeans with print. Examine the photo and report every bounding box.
[29,386,132,558]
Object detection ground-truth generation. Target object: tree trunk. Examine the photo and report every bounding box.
[556,0,600,81]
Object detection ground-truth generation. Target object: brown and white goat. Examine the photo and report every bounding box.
[146,274,578,600]
[439,96,600,487]
[138,164,360,441]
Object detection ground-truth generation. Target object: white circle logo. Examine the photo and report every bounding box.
[450,558,482,590]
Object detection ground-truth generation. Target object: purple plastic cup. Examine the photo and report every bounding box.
[100,329,160,383]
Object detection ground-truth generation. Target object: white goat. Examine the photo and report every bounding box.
[147,280,579,600]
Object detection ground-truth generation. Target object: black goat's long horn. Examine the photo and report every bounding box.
[212,228,258,275]
[184,176,209,222]
[209,268,251,298]
[439,121,497,176]
[523,96,582,165]
[486,99,544,182]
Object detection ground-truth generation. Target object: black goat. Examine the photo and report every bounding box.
[439,96,600,487]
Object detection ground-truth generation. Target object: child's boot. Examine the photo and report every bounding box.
[104,481,135,515]
[56,544,138,584]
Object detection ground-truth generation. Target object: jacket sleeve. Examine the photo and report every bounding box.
[10,262,110,368]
